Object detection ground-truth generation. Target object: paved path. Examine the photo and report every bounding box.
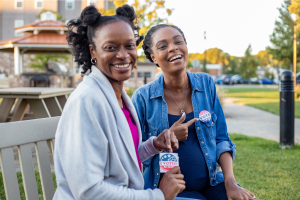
[223,98,300,144]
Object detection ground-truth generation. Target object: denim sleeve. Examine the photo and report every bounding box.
[131,91,146,135]
[209,76,236,163]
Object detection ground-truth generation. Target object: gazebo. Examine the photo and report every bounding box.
[0,11,72,75]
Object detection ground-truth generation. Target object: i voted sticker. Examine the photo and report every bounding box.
[199,110,211,123]
[159,153,179,173]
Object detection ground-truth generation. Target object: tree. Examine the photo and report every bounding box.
[100,0,172,50]
[267,0,300,70]
[240,45,259,79]
[27,55,70,72]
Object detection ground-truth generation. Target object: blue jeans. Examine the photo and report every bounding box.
[176,182,228,200]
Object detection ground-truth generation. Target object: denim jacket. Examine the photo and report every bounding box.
[131,72,236,189]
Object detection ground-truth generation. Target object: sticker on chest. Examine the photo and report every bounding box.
[199,110,211,123]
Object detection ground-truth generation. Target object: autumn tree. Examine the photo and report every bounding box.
[100,0,172,50]
[27,55,70,72]
[240,45,259,79]
[267,0,300,70]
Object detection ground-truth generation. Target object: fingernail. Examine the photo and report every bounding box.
[196,118,200,121]
[182,113,185,117]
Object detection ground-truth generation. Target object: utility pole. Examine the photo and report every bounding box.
[203,31,207,73]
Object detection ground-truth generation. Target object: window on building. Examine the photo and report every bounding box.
[14,20,24,36]
[87,0,97,6]
[66,0,75,10]
[138,72,143,78]
[35,0,44,9]
[15,0,23,9]
[130,72,134,78]
[144,72,151,78]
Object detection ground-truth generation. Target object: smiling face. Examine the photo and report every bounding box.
[150,27,188,74]
[89,20,137,84]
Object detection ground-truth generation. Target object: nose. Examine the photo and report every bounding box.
[116,47,130,60]
[168,43,179,52]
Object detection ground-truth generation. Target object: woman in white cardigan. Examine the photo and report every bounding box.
[53,5,186,200]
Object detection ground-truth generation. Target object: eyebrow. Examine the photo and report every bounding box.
[155,35,183,47]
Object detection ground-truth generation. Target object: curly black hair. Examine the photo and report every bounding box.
[66,5,144,74]
[142,24,187,67]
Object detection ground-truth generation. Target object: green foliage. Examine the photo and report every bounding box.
[240,45,259,79]
[186,61,193,68]
[26,54,70,72]
[267,0,300,69]
[230,134,300,199]
[225,57,241,74]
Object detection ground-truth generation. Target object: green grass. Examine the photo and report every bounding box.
[0,170,57,200]
[224,88,300,118]
[231,133,300,200]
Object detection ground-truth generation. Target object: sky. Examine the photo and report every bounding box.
[162,0,285,57]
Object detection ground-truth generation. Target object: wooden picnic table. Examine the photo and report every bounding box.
[0,87,73,123]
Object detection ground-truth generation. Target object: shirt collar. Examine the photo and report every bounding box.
[150,71,203,99]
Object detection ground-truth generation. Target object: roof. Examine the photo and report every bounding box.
[0,33,67,46]
[15,21,67,30]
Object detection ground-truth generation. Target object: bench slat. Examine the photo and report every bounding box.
[36,141,55,200]
[0,147,21,200]
[18,144,39,200]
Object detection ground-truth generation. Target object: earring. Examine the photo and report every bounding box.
[91,58,97,65]
[133,66,137,69]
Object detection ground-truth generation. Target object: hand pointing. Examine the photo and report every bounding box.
[169,113,199,141]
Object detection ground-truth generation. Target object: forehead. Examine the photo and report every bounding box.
[94,20,134,42]
[151,27,182,44]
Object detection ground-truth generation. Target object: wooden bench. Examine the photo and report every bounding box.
[0,117,59,200]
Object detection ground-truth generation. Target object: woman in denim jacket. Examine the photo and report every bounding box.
[131,24,256,200]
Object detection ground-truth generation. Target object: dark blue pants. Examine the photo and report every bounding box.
[176,182,228,200]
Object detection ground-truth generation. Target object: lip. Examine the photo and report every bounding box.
[168,54,183,62]
[111,63,132,71]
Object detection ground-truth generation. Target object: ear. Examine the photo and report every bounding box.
[89,44,95,58]
[150,54,157,64]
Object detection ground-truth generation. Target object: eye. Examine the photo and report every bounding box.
[158,44,167,49]
[127,43,136,49]
[175,40,183,44]
[104,45,117,51]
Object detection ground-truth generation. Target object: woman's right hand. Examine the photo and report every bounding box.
[159,167,185,200]
[170,113,199,142]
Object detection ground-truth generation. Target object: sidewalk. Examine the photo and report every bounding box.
[223,98,300,144]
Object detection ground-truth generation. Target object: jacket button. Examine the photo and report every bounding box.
[197,127,200,130]
[205,153,208,156]
[201,141,204,144]
[157,173,159,175]
[211,178,213,180]
[154,184,156,186]
[210,166,212,169]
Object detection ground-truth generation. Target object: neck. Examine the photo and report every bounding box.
[164,70,189,91]
[108,79,124,108]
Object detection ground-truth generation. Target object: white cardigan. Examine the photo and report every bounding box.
[53,66,164,200]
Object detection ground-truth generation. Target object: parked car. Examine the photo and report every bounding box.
[260,78,273,84]
[222,74,234,85]
[216,75,226,85]
[230,75,249,84]
[250,77,260,84]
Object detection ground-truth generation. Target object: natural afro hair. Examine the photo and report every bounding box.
[142,24,186,67]
[66,5,143,74]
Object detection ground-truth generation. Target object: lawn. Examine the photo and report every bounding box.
[0,134,299,199]
[231,134,300,200]
[223,88,300,118]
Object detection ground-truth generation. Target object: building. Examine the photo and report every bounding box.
[0,0,114,41]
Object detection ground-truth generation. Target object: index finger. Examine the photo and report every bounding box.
[164,130,172,152]
[182,118,199,127]
[170,113,186,131]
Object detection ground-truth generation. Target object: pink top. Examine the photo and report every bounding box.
[121,103,142,172]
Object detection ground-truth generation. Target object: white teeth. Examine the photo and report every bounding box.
[113,64,130,68]
[169,55,182,62]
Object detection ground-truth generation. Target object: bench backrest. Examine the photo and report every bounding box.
[0,117,60,200]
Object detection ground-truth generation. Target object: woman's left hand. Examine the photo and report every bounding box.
[153,129,179,153]
[225,178,257,200]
